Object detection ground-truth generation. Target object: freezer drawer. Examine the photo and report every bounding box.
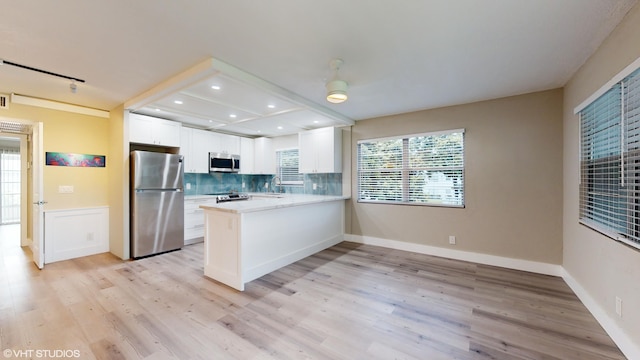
[131,190,184,258]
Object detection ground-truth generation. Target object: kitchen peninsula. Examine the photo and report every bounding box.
[200,194,348,291]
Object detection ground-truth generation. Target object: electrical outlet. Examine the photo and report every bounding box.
[265,182,269,189]
[87,232,94,242]
[449,235,456,245]
[186,183,191,190]
[242,182,245,189]
[615,296,622,317]
[313,183,317,190]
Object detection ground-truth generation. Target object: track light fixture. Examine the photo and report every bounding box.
[0,58,84,93]
[326,58,348,104]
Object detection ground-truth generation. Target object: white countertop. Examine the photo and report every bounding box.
[198,193,349,214]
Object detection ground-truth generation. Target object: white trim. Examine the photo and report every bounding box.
[344,234,563,276]
[574,55,640,114]
[357,128,465,144]
[10,93,110,118]
[562,269,640,360]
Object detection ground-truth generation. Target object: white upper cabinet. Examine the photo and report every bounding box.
[224,134,241,155]
[253,137,276,174]
[129,113,181,147]
[213,133,241,155]
[298,127,342,173]
[180,128,212,173]
[239,137,254,174]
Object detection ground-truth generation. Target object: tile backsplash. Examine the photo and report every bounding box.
[184,172,342,196]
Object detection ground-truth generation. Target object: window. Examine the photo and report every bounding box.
[578,67,640,249]
[357,129,464,207]
[276,148,303,185]
[0,148,20,224]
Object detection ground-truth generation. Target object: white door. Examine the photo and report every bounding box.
[31,122,44,269]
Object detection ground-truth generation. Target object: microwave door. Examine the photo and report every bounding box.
[210,157,232,172]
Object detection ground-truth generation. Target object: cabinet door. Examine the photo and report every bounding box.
[154,120,182,147]
[219,134,241,154]
[205,132,222,154]
[191,129,213,173]
[129,113,155,145]
[240,137,254,174]
[129,113,181,147]
[254,137,275,174]
[180,128,194,172]
[298,130,316,173]
[298,127,342,173]
[315,127,342,173]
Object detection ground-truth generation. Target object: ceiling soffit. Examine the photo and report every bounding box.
[125,58,354,137]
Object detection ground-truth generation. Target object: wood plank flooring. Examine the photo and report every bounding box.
[0,226,626,359]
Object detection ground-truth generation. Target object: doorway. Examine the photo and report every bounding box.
[0,118,43,268]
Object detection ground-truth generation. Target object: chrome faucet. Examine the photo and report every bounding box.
[270,176,282,193]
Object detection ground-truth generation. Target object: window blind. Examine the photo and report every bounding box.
[357,129,464,207]
[579,68,640,248]
[276,149,303,185]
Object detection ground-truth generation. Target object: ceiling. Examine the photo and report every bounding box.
[0,1,637,137]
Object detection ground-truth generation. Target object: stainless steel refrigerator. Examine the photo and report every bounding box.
[130,150,184,258]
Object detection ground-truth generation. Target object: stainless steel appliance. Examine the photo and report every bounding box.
[209,152,240,173]
[215,193,250,203]
[130,151,184,258]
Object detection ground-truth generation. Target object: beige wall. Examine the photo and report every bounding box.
[108,105,127,259]
[0,103,109,210]
[563,2,640,349]
[349,88,563,264]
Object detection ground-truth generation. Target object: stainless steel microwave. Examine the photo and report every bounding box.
[209,152,240,173]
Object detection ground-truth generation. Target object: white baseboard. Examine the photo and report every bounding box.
[562,269,640,360]
[345,234,563,276]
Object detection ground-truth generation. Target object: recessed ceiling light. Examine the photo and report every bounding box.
[267,104,275,109]
[277,126,283,130]
[209,120,213,123]
[313,120,319,124]
[229,114,237,118]
[155,108,161,112]
[211,85,221,90]
[174,100,183,105]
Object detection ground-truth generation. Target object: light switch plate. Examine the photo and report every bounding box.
[58,185,74,193]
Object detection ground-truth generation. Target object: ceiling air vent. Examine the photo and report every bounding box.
[0,94,8,109]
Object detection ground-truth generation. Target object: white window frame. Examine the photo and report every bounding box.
[576,57,640,251]
[357,128,465,207]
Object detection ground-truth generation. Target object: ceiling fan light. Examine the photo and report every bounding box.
[326,79,348,103]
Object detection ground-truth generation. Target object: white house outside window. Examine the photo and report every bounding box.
[357,129,464,207]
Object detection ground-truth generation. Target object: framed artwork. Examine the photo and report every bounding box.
[46,152,106,167]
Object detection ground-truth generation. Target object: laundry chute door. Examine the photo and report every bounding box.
[31,122,44,269]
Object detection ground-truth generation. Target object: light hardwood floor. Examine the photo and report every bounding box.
[0,225,626,359]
